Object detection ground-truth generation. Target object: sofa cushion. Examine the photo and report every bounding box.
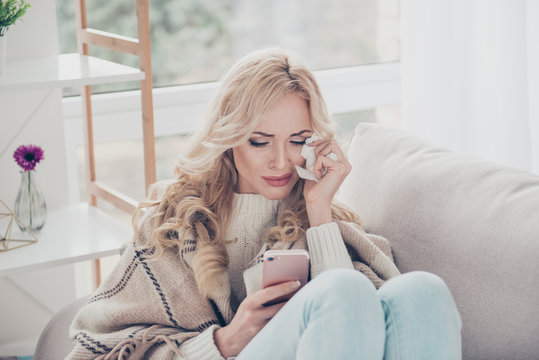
[339,123,539,360]
[34,295,90,360]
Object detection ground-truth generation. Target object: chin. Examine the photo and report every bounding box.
[260,184,296,200]
[262,192,289,200]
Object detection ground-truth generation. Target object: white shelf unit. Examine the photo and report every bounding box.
[0,53,142,276]
[0,203,131,278]
[0,0,155,283]
[0,54,145,92]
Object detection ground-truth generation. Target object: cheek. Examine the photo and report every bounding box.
[287,145,305,166]
[233,147,259,175]
[289,147,306,166]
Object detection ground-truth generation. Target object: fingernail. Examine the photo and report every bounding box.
[291,280,301,289]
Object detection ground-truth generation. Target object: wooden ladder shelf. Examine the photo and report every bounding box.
[74,0,156,285]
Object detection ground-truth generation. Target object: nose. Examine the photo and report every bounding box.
[269,143,288,170]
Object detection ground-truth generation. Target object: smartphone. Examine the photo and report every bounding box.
[262,249,310,305]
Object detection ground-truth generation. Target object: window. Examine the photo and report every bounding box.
[56,0,399,92]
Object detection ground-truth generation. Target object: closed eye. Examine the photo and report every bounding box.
[291,140,306,146]
[249,140,269,147]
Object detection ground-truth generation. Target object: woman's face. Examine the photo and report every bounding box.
[232,93,313,200]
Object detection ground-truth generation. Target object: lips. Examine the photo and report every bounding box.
[262,173,292,187]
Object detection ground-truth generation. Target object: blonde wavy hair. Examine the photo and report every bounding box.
[133,47,362,297]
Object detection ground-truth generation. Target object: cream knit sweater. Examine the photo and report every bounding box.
[68,194,400,360]
[225,194,282,311]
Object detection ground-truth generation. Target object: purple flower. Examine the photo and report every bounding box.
[13,145,45,171]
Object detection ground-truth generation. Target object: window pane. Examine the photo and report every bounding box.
[334,104,401,145]
[57,0,399,94]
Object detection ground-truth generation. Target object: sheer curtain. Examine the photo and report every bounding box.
[401,0,539,174]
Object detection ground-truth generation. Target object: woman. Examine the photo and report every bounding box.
[68,48,462,360]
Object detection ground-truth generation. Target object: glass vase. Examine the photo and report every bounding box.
[14,170,47,232]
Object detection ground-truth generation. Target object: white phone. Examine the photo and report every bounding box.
[262,249,310,305]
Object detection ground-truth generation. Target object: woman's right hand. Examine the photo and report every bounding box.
[213,280,301,357]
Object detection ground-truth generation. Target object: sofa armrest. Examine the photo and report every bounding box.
[34,295,91,360]
[339,123,539,360]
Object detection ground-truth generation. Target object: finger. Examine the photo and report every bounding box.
[313,141,334,158]
[307,139,330,147]
[328,141,347,163]
[312,154,347,179]
[308,139,331,150]
[307,140,351,175]
[253,281,301,307]
[314,141,339,160]
[315,140,347,163]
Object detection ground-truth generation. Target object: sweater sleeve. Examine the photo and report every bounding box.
[306,221,354,278]
[175,325,224,360]
[67,212,226,360]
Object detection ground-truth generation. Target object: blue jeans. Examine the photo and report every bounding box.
[236,269,462,360]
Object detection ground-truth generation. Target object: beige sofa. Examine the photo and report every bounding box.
[35,123,539,359]
[339,123,539,360]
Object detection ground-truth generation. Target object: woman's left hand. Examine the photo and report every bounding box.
[302,139,351,226]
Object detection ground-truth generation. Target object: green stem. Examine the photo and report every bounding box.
[28,171,32,228]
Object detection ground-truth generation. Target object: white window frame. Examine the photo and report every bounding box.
[62,62,400,203]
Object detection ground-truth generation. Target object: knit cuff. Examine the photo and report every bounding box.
[306,222,353,278]
[177,325,224,360]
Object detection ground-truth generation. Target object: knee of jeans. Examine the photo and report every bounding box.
[380,271,461,326]
[402,271,451,295]
[313,268,376,303]
[379,271,454,305]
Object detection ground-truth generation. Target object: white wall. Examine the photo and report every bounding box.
[527,0,539,174]
[401,0,538,173]
[0,0,77,355]
[0,1,70,208]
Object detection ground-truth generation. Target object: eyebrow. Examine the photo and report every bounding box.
[252,129,313,137]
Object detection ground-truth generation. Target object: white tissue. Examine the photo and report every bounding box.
[295,134,337,182]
